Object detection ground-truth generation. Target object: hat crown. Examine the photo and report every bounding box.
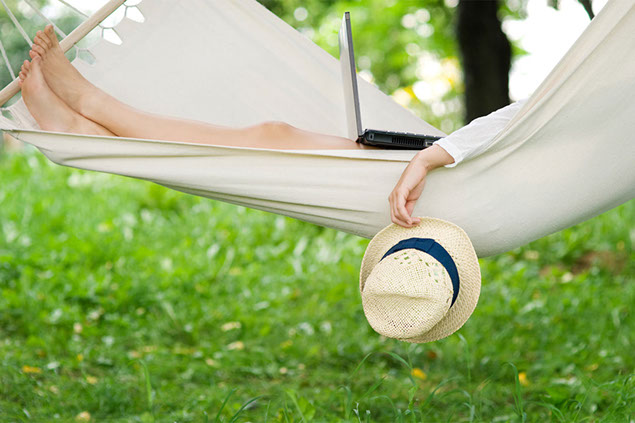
[359,217,481,343]
[361,249,454,339]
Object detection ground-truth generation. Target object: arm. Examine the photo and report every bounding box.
[388,144,454,227]
[389,98,528,227]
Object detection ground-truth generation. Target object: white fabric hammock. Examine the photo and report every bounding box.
[1,0,633,257]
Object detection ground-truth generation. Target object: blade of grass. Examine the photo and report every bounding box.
[139,360,154,420]
[385,351,416,385]
[214,388,237,423]
[530,400,566,422]
[350,352,375,378]
[264,399,271,423]
[285,389,306,422]
[359,376,387,401]
[229,395,266,423]
[420,377,460,417]
[506,362,527,423]
[338,386,354,420]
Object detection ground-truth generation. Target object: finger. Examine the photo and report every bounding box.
[405,201,420,224]
[391,213,413,228]
[397,196,413,225]
[393,204,415,228]
[406,200,418,220]
[389,194,400,226]
[389,192,410,227]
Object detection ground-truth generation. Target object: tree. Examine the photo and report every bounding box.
[457,0,511,123]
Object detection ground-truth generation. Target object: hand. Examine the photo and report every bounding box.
[388,145,455,228]
[389,156,427,228]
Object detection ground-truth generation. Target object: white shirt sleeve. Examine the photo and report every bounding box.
[433,98,528,168]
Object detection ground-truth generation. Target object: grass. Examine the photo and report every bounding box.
[0,150,633,422]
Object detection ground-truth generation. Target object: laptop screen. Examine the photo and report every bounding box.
[338,12,363,139]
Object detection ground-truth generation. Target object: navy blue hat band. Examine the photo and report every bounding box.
[380,237,460,307]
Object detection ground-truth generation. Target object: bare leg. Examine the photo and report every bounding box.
[18,57,115,136]
[30,25,377,150]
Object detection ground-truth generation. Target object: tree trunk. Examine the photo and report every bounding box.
[457,0,512,123]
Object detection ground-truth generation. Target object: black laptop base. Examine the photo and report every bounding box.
[357,130,442,150]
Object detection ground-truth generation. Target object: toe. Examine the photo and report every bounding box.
[19,71,25,80]
[32,44,45,56]
[46,25,59,45]
[45,24,55,39]
[35,34,51,48]
[29,50,39,59]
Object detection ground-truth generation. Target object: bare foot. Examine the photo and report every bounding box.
[19,57,114,136]
[29,24,98,115]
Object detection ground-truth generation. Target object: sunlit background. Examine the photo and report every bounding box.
[4,0,609,132]
[40,0,608,101]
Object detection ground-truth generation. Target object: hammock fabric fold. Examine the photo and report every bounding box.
[1,0,633,257]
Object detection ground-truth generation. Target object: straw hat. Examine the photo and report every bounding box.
[359,217,481,343]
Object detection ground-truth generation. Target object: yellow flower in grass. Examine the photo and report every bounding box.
[518,371,530,386]
[128,350,142,359]
[227,341,244,351]
[22,365,42,374]
[585,363,599,372]
[411,367,427,380]
[75,411,91,421]
[221,321,242,331]
[86,376,98,385]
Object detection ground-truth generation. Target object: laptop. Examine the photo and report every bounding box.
[339,12,442,149]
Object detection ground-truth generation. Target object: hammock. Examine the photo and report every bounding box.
[0,0,633,257]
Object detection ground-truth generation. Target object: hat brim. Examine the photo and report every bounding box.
[360,217,481,343]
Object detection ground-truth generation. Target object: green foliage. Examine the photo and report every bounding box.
[0,151,632,421]
[259,0,464,132]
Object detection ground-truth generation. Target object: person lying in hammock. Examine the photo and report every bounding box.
[18,24,526,230]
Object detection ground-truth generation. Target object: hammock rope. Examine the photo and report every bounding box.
[0,0,33,47]
[0,38,15,80]
[23,0,69,40]
[56,0,89,18]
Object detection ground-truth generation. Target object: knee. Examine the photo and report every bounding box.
[256,121,295,137]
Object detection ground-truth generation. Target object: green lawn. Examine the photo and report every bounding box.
[0,150,632,422]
